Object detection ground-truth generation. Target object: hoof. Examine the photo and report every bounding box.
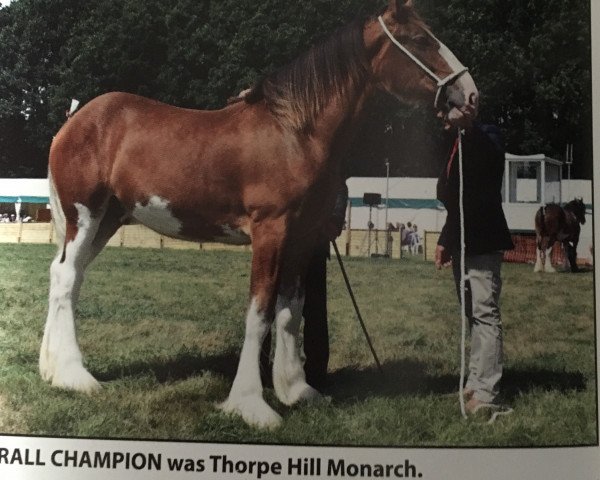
[277,381,321,406]
[218,395,282,429]
[49,363,101,393]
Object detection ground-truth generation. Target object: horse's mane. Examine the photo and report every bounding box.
[564,198,584,209]
[245,19,370,131]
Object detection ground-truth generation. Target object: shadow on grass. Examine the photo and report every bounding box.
[93,349,240,383]
[93,353,587,405]
[501,368,586,401]
[324,359,587,403]
[553,265,594,274]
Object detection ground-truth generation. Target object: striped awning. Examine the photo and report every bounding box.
[0,196,50,203]
[350,198,444,210]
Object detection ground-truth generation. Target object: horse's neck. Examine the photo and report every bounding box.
[309,80,373,163]
[564,207,581,226]
[303,16,392,166]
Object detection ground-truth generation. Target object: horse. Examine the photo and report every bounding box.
[41,0,478,429]
[534,198,586,273]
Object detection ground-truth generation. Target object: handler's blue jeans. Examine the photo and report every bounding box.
[452,252,504,404]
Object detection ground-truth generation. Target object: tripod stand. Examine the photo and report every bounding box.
[363,192,382,258]
[366,205,378,257]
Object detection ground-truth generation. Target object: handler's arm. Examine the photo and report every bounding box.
[435,224,453,269]
[326,183,349,240]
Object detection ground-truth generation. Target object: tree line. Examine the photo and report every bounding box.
[0,0,592,179]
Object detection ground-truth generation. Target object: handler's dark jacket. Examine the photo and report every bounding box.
[437,123,514,255]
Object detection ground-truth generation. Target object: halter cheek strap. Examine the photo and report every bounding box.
[377,16,469,109]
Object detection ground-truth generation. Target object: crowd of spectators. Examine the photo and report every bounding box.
[0,213,32,223]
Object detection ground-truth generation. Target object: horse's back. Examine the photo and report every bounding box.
[47,92,279,244]
[49,91,245,196]
[535,203,566,238]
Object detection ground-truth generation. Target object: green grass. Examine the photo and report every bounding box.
[0,243,597,446]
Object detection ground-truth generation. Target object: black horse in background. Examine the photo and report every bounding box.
[534,198,587,273]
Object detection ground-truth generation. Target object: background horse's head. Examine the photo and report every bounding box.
[369,0,479,128]
[567,197,587,225]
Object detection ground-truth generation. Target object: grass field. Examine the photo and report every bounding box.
[0,243,597,447]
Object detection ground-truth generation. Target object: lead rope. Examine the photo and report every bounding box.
[457,129,468,419]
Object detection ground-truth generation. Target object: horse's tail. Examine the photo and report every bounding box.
[48,172,66,247]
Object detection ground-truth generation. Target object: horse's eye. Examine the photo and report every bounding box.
[412,35,429,46]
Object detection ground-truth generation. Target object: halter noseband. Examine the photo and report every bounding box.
[377,16,469,110]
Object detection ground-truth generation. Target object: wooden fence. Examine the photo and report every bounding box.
[0,223,425,259]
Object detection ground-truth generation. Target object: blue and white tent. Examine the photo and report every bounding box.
[0,178,49,219]
[0,178,49,204]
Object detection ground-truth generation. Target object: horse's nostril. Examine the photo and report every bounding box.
[469,92,478,106]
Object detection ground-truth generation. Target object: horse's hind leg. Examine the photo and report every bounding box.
[272,281,320,406]
[534,236,544,272]
[544,238,556,273]
[40,199,121,391]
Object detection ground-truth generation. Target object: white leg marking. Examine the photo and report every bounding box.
[534,247,543,272]
[273,291,320,406]
[219,298,281,429]
[544,247,556,273]
[40,203,101,392]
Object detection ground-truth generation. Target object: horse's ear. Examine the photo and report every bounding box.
[389,0,413,21]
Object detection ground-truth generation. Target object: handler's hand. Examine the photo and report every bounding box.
[325,221,343,241]
[435,245,452,269]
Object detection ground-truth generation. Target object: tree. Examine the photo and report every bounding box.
[0,0,593,179]
[418,0,592,178]
[0,0,97,175]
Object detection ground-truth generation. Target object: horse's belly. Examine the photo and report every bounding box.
[131,195,251,245]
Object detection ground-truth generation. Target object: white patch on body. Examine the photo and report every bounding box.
[132,196,182,237]
[219,298,282,429]
[214,224,251,245]
[40,202,101,392]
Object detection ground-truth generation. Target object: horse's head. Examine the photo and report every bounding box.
[367,0,478,128]
[569,197,587,225]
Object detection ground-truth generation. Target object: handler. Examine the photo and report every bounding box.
[435,122,513,414]
[261,184,348,388]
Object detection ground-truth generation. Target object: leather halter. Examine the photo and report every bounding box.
[378,16,469,109]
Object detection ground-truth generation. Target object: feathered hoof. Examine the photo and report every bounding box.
[218,395,282,429]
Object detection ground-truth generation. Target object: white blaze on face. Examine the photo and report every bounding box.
[433,35,465,73]
[132,196,182,236]
[429,31,479,117]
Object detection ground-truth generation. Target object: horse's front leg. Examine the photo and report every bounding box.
[219,219,286,429]
[567,240,579,272]
[273,280,320,406]
[534,235,544,272]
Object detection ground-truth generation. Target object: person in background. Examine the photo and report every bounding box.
[435,122,514,415]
